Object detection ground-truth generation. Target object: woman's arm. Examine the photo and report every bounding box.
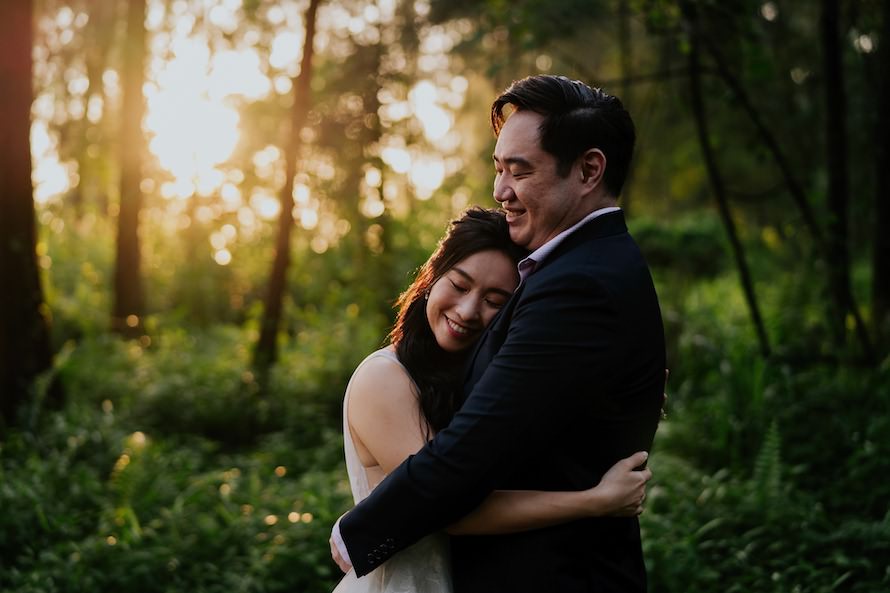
[446,451,652,535]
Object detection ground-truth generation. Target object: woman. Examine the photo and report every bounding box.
[333,207,651,593]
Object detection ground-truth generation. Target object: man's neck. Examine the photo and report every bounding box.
[564,195,618,232]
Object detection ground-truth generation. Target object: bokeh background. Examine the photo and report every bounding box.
[1,0,888,591]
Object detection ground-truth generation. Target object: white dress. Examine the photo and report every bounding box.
[333,349,453,593]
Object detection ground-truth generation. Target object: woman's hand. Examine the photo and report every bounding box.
[588,451,652,517]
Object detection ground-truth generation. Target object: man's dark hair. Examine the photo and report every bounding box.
[491,75,635,197]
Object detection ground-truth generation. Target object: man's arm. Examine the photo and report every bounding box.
[339,273,620,576]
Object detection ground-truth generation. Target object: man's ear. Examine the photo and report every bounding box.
[579,148,606,191]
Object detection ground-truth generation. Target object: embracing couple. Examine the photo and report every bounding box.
[329,74,666,593]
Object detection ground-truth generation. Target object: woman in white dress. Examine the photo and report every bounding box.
[333,208,652,593]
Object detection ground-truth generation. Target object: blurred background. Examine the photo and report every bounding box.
[1,0,888,591]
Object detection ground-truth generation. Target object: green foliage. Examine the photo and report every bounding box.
[642,453,890,593]
[1,329,354,593]
[634,213,728,278]
[11,1,889,591]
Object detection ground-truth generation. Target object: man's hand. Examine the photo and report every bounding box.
[330,534,351,573]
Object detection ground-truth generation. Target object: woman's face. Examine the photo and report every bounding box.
[425,249,519,352]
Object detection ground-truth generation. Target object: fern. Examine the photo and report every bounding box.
[752,420,783,519]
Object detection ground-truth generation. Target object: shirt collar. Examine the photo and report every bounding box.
[517,206,621,283]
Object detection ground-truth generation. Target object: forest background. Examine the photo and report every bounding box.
[1,0,888,591]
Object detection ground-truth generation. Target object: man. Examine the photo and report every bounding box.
[332,75,665,592]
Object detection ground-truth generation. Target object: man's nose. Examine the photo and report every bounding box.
[493,175,511,203]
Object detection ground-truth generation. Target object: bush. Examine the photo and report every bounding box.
[1,326,360,592]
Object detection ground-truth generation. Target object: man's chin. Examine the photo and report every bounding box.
[509,227,530,249]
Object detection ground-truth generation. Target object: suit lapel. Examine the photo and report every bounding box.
[458,210,629,400]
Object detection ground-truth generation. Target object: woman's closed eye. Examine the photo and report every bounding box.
[450,280,469,293]
[485,297,506,309]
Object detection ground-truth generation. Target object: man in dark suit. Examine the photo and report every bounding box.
[331,75,665,592]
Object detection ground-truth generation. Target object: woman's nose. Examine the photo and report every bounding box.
[455,296,481,322]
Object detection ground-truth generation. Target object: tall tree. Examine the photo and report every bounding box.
[821,0,851,344]
[0,0,54,431]
[821,0,874,359]
[874,0,890,349]
[112,0,146,338]
[684,1,771,357]
[254,0,323,370]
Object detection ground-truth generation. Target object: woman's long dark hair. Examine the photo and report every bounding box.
[388,207,526,435]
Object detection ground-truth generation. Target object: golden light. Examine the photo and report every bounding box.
[361,195,385,218]
[208,49,270,100]
[214,249,232,266]
[409,157,446,200]
[274,466,287,477]
[143,32,259,197]
[221,183,242,207]
[221,224,237,240]
[310,237,329,254]
[854,34,875,54]
[264,514,278,526]
[250,189,281,220]
[381,146,411,174]
[365,167,382,187]
[270,31,301,71]
[300,208,319,230]
[409,80,452,141]
[145,87,239,193]
[288,512,301,523]
[128,431,147,449]
[210,232,227,250]
[31,120,75,203]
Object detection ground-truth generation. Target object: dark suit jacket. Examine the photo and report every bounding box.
[340,211,666,592]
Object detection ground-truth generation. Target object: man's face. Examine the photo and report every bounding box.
[492,110,588,251]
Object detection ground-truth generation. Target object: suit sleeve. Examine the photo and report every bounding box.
[340,272,619,576]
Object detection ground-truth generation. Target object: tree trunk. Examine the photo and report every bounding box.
[0,0,54,431]
[684,4,771,358]
[873,0,890,350]
[700,35,825,249]
[697,2,873,360]
[616,0,633,213]
[821,0,851,344]
[112,0,146,338]
[253,0,323,370]
[72,0,118,220]
[820,0,874,360]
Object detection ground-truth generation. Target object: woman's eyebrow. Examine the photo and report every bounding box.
[451,266,474,283]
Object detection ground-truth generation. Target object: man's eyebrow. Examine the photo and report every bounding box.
[492,154,533,169]
[452,266,514,298]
